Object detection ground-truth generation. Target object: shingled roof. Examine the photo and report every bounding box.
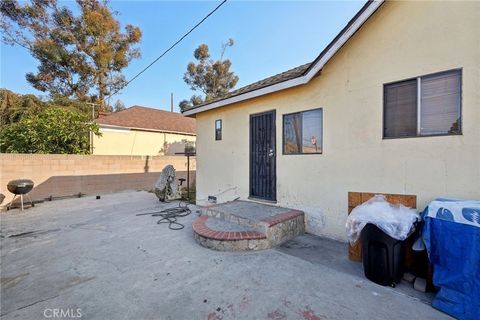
[183,0,384,116]
[96,106,196,135]
[190,62,312,108]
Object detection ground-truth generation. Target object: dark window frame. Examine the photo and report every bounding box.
[282,108,323,155]
[383,68,462,139]
[215,119,222,141]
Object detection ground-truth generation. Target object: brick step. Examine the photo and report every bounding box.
[193,216,269,251]
[201,200,304,233]
[193,200,306,251]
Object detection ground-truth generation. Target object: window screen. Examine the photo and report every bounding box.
[420,70,461,135]
[384,80,417,138]
[383,69,461,138]
[283,108,322,154]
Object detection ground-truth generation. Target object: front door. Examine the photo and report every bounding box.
[250,110,276,201]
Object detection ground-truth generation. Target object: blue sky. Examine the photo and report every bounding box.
[0,0,365,112]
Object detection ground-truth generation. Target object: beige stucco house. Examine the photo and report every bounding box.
[184,0,480,240]
[93,106,196,156]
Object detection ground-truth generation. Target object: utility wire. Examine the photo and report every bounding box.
[107,0,228,100]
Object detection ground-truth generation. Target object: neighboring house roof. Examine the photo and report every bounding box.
[183,0,384,116]
[96,106,196,135]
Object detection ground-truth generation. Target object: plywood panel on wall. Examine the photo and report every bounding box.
[347,192,417,261]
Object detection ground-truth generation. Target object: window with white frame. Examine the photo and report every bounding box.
[383,69,461,138]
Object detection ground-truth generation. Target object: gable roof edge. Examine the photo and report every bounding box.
[98,123,196,136]
[183,0,384,116]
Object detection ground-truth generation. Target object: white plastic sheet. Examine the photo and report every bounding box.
[346,195,419,244]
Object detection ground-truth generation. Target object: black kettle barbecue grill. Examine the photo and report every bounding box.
[7,179,35,211]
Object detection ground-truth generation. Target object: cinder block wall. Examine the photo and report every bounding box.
[0,154,196,209]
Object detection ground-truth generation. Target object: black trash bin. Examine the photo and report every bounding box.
[361,223,406,287]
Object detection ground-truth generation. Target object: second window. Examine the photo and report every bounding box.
[383,69,461,138]
[283,108,323,154]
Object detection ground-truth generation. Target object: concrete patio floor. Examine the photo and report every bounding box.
[0,191,451,320]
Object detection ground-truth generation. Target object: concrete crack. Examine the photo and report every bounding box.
[0,294,60,317]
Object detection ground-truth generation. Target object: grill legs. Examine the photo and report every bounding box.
[8,194,18,211]
[7,193,34,211]
[25,194,33,209]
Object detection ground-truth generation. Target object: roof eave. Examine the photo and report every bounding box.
[98,123,196,136]
[183,76,308,116]
[183,0,384,116]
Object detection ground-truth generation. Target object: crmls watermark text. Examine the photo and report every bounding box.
[43,308,82,318]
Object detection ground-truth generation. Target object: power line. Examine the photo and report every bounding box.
[107,0,228,100]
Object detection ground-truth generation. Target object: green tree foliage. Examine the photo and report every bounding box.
[0,88,94,127]
[0,88,46,126]
[179,39,238,112]
[0,0,142,110]
[49,94,95,117]
[0,107,100,154]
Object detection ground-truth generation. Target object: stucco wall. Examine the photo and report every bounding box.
[92,127,196,156]
[194,1,480,240]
